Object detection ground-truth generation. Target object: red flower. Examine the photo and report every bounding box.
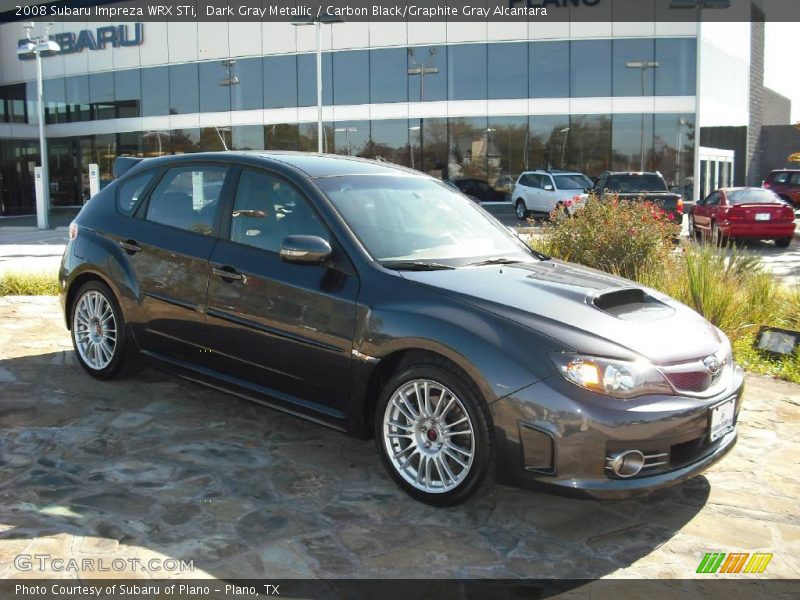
[667,213,675,221]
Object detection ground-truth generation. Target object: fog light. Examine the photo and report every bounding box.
[609,450,645,478]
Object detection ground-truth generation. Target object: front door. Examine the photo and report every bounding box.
[204,167,359,417]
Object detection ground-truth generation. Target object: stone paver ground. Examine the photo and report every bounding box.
[0,296,798,581]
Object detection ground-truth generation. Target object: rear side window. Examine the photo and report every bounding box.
[771,172,789,184]
[116,171,155,216]
[145,166,227,235]
[790,173,800,185]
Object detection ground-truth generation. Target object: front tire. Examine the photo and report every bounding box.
[374,358,493,506]
[70,280,138,380]
[688,214,697,239]
[515,199,529,220]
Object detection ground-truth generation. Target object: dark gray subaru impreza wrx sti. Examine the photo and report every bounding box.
[59,152,743,506]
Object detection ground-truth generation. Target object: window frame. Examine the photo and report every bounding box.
[138,162,234,238]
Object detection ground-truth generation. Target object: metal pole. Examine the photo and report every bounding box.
[316,20,323,153]
[36,50,49,229]
[640,68,646,171]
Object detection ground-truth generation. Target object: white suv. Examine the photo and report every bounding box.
[512,170,593,220]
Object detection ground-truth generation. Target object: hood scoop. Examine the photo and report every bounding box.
[591,288,675,323]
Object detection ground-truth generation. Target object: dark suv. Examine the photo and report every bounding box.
[594,171,684,221]
[763,169,800,208]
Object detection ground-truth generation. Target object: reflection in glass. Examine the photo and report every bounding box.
[199,127,231,151]
[655,38,697,96]
[199,61,232,113]
[487,116,528,191]
[333,121,369,156]
[143,130,172,157]
[232,125,265,150]
[417,118,448,178]
[265,123,299,150]
[408,46,447,102]
[231,58,263,111]
[370,48,408,104]
[141,67,169,117]
[530,41,569,98]
[114,70,141,118]
[567,115,611,176]
[170,128,201,154]
[89,72,115,121]
[364,119,410,167]
[570,40,612,98]
[43,78,67,124]
[333,50,369,105]
[612,113,655,171]
[264,55,298,109]
[299,122,333,152]
[65,75,90,122]
[653,114,695,195]
[528,115,570,171]
[449,117,489,181]
[169,63,200,114]
[448,44,487,101]
[613,39,656,96]
[298,53,333,107]
[489,43,527,100]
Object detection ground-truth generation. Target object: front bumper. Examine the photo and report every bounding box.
[489,367,744,499]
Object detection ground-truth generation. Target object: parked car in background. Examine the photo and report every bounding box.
[60,151,742,506]
[447,178,509,203]
[763,169,800,208]
[512,170,592,220]
[594,171,684,222]
[689,187,795,248]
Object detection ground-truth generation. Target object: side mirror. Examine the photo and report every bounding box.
[544,184,554,191]
[279,235,332,265]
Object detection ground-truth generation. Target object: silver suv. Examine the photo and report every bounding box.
[512,170,593,220]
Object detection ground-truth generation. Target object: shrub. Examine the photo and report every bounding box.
[534,194,680,280]
[0,272,60,296]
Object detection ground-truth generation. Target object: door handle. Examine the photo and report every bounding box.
[119,239,141,253]
[212,266,243,281]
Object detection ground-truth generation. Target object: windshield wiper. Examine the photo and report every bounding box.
[382,260,455,271]
[466,257,523,267]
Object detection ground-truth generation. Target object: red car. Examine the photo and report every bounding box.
[763,169,800,208]
[689,187,796,248]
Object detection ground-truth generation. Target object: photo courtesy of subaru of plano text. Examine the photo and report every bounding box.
[60,152,744,506]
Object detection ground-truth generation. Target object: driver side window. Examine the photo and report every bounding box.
[230,169,328,253]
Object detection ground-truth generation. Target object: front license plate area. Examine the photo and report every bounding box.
[709,398,736,442]
[755,213,770,221]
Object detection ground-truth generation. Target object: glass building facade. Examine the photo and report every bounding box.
[0,36,697,215]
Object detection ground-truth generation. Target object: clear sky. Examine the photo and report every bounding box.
[764,22,800,123]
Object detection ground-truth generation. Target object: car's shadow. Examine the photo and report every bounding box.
[0,351,710,579]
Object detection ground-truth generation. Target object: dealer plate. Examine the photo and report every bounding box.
[709,397,736,442]
[755,213,771,221]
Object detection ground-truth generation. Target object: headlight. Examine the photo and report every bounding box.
[550,353,673,399]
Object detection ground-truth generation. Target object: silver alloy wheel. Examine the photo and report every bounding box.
[688,215,695,236]
[73,290,117,371]
[516,201,526,220]
[382,379,475,494]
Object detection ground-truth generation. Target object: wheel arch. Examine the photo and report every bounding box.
[64,270,119,330]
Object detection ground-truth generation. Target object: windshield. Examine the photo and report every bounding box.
[728,189,782,204]
[554,174,592,190]
[315,175,538,266]
[605,175,668,193]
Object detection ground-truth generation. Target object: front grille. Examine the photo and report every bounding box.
[666,371,711,393]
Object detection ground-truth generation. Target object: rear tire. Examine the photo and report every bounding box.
[775,237,792,248]
[515,199,529,220]
[69,280,140,380]
[374,357,493,507]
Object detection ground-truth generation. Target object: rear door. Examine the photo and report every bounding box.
[204,167,359,416]
[123,163,231,362]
